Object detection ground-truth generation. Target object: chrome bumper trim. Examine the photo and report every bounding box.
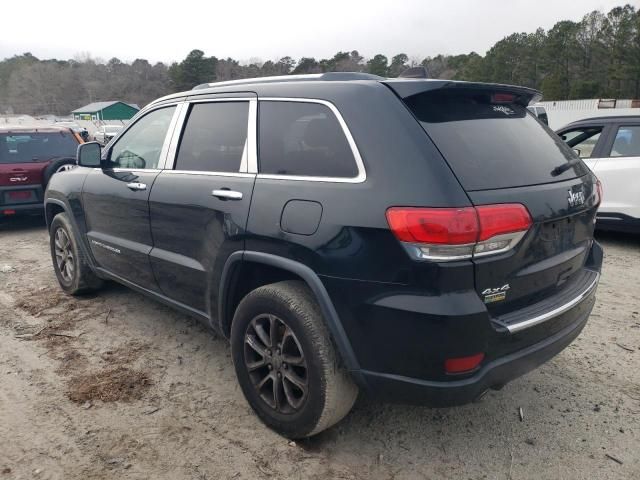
[506,273,600,333]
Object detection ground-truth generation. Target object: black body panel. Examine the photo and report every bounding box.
[83,169,161,292]
[43,75,603,407]
[149,172,255,315]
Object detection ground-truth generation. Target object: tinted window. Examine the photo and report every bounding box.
[560,127,603,158]
[610,126,640,157]
[258,101,358,178]
[176,102,249,172]
[404,89,588,191]
[109,106,175,169]
[0,132,78,164]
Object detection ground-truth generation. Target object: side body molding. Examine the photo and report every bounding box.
[219,251,363,380]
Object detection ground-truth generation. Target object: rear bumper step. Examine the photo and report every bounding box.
[492,269,599,333]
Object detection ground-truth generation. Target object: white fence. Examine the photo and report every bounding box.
[538,99,639,130]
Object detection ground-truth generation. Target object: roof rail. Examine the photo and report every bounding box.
[192,72,383,90]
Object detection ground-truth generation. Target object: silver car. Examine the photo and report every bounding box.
[93,125,123,145]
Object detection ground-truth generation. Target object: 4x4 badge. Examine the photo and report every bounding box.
[482,284,510,303]
[568,188,585,208]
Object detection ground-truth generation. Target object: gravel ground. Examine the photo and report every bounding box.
[0,215,638,480]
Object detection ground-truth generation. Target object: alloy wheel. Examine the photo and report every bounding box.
[54,227,74,282]
[55,164,76,173]
[244,314,309,414]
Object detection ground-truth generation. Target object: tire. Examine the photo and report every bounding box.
[43,157,76,187]
[231,280,358,438]
[49,213,103,295]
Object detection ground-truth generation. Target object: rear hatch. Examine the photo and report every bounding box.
[0,161,49,187]
[0,130,78,187]
[388,81,599,317]
[0,130,77,207]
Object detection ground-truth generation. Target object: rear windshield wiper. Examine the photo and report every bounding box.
[551,158,581,177]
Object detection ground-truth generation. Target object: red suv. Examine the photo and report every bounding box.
[0,126,82,216]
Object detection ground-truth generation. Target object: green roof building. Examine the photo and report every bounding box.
[71,101,139,121]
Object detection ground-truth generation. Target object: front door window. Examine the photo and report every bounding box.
[108,107,176,169]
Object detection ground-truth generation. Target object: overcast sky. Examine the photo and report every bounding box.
[1,0,628,64]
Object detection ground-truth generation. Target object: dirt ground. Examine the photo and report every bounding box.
[0,216,638,480]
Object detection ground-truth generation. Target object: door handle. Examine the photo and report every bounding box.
[126,182,147,191]
[212,189,243,200]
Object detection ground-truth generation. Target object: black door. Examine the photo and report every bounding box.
[149,99,255,316]
[83,105,178,291]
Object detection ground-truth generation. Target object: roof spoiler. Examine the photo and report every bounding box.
[383,79,542,106]
[398,66,429,79]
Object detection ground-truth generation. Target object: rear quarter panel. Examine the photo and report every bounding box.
[246,82,472,283]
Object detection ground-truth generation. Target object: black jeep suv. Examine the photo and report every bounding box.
[45,73,602,438]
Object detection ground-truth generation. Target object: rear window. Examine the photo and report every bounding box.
[404,89,588,191]
[0,132,78,164]
[258,101,358,178]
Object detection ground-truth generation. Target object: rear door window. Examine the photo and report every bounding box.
[404,89,588,191]
[175,102,249,172]
[559,127,603,158]
[610,126,640,157]
[258,101,358,178]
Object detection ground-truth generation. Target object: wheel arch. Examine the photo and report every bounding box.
[218,251,362,376]
[44,198,68,229]
[44,198,100,274]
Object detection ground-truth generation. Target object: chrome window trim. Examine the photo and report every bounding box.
[162,170,255,178]
[106,102,182,171]
[255,97,366,184]
[163,98,256,175]
[163,101,189,171]
[246,98,257,173]
[111,168,162,173]
[158,102,187,170]
[505,273,600,334]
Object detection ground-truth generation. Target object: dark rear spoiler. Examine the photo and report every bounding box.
[382,79,542,106]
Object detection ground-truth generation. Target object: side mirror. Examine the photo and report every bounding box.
[573,148,582,157]
[77,142,102,167]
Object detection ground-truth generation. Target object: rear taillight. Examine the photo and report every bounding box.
[491,93,515,103]
[386,204,532,261]
[595,180,603,207]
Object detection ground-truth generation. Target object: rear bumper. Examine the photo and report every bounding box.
[0,203,44,214]
[324,241,602,405]
[0,184,44,214]
[360,294,594,405]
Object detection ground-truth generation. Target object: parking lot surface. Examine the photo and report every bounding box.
[0,216,638,480]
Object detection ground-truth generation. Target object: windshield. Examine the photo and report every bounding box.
[0,132,78,164]
[104,126,122,133]
[404,89,588,191]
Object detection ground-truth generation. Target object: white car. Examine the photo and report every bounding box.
[93,125,123,145]
[557,116,640,233]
